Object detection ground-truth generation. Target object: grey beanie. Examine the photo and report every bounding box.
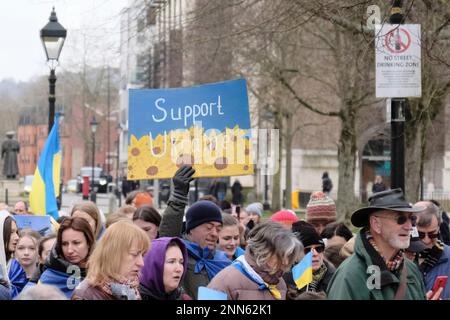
[245,202,263,217]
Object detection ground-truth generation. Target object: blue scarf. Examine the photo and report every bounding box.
[234,246,245,260]
[183,240,231,280]
[8,259,28,299]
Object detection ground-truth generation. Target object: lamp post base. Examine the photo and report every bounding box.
[263,202,271,211]
[90,192,97,203]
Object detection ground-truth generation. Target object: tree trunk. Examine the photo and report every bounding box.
[285,113,293,209]
[271,112,283,212]
[337,107,358,225]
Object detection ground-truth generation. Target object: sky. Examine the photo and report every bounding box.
[0,0,127,82]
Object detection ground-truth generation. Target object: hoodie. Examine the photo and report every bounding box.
[139,237,190,300]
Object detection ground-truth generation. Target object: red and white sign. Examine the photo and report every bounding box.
[375,24,421,98]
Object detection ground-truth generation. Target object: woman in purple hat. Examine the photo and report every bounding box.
[139,237,191,300]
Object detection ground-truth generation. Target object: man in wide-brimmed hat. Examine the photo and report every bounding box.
[327,188,442,300]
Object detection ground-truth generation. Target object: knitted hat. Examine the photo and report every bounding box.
[292,221,324,248]
[245,202,263,217]
[306,191,336,223]
[134,192,153,208]
[270,210,299,227]
[185,200,223,233]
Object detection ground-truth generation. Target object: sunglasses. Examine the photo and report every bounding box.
[418,231,439,240]
[304,245,325,254]
[374,213,416,225]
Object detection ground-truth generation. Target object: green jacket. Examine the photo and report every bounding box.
[327,230,426,300]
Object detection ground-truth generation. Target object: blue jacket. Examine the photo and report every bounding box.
[423,244,450,299]
[8,259,28,299]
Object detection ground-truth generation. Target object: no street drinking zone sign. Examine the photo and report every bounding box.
[375,24,421,98]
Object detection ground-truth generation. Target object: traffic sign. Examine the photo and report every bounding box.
[375,24,421,98]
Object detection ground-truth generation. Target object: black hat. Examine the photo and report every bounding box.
[292,221,324,248]
[351,188,424,228]
[407,226,428,253]
[185,200,223,233]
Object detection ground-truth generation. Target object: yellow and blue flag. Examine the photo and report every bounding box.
[292,251,313,290]
[29,115,61,220]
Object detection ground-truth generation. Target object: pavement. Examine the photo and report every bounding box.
[60,192,167,216]
[60,192,124,216]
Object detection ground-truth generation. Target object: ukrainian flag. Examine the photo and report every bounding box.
[292,251,313,290]
[29,114,61,220]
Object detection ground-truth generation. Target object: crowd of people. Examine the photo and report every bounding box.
[1,166,450,300]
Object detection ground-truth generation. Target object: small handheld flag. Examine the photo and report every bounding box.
[292,251,313,290]
[29,114,61,220]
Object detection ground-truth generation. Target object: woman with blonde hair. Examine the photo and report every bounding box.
[8,229,41,298]
[218,213,245,260]
[72,220,150,300]
[208,221,303,300]
[70,201,104,240]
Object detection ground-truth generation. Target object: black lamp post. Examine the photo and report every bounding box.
[40,7,67,134]
[56,110,65,210]
[389,0,406,192]
[90,117,99,203]
[116,123,122,207]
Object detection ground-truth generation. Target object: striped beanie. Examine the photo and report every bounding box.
[306,191,337,222]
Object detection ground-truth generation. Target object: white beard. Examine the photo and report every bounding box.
[388,235,410,249]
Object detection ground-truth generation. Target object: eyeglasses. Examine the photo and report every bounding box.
[374,213,416,225]
[304,245,325,254]
[418,231,439,240]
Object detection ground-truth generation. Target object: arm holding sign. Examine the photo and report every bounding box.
[159,166,195,237]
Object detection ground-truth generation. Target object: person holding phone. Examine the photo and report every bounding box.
[415,201,450,299]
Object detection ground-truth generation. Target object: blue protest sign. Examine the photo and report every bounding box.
[14,215,52,236]
[128,79,254,179]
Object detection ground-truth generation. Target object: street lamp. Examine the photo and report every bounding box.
[116,123,122,207]
[90,117,99,203]
[40,7,67,134]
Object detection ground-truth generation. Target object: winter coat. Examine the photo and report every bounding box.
[372,182,387,193]
[231,182,243,205]
[159,200,231,299]
[422,244,450,299]
[38,247,86,299]
[322,174,333,193]
[71,279,115,300]
[207,253,287,300]
[327,229,426,300]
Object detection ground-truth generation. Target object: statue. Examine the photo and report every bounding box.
[1,131,20,179]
